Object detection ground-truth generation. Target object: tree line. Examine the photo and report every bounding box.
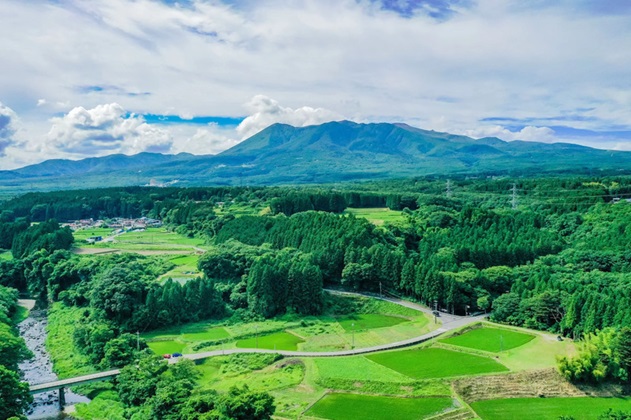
[0,286,32,419]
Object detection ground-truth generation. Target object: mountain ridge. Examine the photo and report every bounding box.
[1,120,629,194]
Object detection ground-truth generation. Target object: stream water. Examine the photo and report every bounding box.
[18,312,90,420]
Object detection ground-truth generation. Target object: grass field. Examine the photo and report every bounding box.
[441,326,536,353]
[144,325,231,354]
[337,313,408,332]
[0,250,12,260]
[367,348,509,379]
[182,326,230,341]
[72,227,115,242]
[46,303,98,378]
[195,354,305,395]
[236,331,305,351]
[142,295,434,354]
[158,254,201,283]
[345,208,406,225]
[313,355,414,383]
[496,331,576,371]
[471,397,631,420]
[146,340,186,355]
[74,227,208,251]
[306,394,454,420]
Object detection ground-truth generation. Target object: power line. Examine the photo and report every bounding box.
[511,183,518,210]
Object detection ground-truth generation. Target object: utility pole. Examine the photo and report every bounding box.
[351,322,355,349]
[379,282,382,299]
[446,180,453,198]
[136,331,140,352]
[255,325,259,349]
[511,183,518,210]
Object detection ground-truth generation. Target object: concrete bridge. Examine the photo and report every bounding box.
[29,370,120,409]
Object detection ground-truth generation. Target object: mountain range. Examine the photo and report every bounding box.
[1,121,630,194]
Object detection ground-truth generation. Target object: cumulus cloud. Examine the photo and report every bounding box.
[2,0,631,167]
[170,127,240,155]
[464,125,557,143]
[0,102,19,156]
[236,95,342,139]
[46,103,172,156]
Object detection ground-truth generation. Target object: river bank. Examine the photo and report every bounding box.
[18,301,90,420]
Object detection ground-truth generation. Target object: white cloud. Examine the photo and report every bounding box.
[170,126,240,155]
[46,103,172,156]
[0,102,19,156]
[236,95,342,139]
[464,125,557,143]
[611,142,631,152]
[0,0,631,167]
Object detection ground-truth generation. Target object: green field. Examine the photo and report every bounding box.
[0,250,12,260]
[441,326,536,353]
[141,295,434,354]
[159,254,201,283]
[72,227,114,241]
[306,394,454,420]
[338,313,408,332]
[367,348,509,379]
[147,340,186,355]
[345,208,406,225]
[144,325,231,354]
[314,355,414,383]
[74,227,208,251]
[196,354,304,394]
[471,397,631,420]
[236,331,305,351]
[182,326,230,341]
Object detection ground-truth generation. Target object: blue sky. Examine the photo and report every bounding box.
[0,0,630,168]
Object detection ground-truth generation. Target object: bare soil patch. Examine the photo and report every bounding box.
[453,368,624,403]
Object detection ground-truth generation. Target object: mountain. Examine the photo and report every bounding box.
[1,121,630,194]
[12,152,197,178]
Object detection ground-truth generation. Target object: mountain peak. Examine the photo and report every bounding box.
[2,121,630,192]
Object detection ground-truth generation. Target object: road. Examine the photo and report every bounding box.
[29,290,486,394]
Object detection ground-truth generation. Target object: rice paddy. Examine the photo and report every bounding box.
[440,326,536,353]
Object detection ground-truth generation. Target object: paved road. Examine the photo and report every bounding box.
[29,290,486,394]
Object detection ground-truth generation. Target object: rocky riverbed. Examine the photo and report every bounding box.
[19,311,90,419]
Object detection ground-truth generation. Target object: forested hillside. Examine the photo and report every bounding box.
[2,175,631,417]
[1,176,630,338]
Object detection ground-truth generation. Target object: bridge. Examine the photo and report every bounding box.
[27,291,485,409]
[29,369,120,409]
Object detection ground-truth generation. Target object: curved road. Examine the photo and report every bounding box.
[30,291,486,394]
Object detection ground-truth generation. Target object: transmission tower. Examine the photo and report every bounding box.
[511,183,518,209]
[446,180,453,198]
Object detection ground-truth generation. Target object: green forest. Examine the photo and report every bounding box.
[1,175,631,419]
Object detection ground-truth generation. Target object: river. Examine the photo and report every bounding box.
[18,305,90,420]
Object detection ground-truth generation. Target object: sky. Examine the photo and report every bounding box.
[1,0,630,169]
